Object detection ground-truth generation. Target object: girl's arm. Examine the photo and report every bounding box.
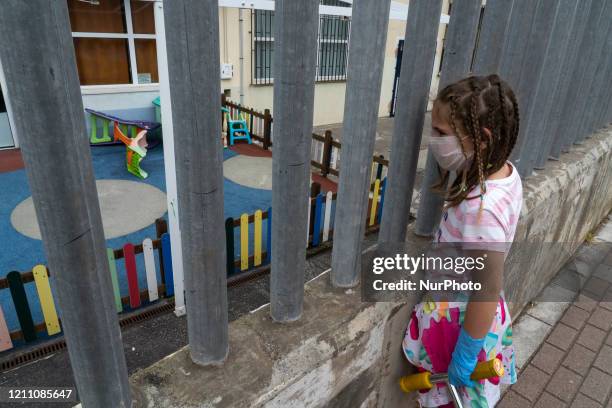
[463,250,504,338]
[447,249,505,387]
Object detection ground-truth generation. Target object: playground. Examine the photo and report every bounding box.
[0,98,383,353]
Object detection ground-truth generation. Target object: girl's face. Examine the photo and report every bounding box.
[431,101,475,156]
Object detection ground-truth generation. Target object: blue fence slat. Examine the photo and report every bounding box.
[378,178,387,224]
[161,233,174,297]
[312,193,323,247]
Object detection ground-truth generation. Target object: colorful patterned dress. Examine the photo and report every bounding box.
[402,161,523,407]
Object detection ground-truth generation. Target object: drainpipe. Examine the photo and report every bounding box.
[239,7,245,104]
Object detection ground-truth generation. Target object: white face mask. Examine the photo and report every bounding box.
[428,130,474,171]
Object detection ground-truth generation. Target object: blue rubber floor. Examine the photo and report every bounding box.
[0,143,272,334]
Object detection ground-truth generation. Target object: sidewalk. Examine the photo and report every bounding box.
[500,216,612,408]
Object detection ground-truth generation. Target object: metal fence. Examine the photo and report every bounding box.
[1,0,611,406]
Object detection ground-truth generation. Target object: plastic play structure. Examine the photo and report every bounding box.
[222,107,252,146]
[113,122,149,179]
[86,108,161,145]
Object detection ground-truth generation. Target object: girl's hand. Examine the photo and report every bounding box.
[447,327,485,387]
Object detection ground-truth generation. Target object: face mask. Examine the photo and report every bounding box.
[428,131,474,171]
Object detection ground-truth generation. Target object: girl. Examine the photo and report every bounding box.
[402,74,522,407]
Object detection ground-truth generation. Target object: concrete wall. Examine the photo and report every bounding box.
[130,127,612,407]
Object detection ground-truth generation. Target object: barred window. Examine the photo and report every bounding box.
[252,0,351,85]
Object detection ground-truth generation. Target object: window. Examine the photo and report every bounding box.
[68,0,158,86]
[252,0,351,84]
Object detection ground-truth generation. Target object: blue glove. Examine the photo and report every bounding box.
[447,327,486,387]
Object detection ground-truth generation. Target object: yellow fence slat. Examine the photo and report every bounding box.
[254,210,262,266]
[370,162,377,184]
[32,265,61,336]
[369,179,381,226]
[240,213,249,271]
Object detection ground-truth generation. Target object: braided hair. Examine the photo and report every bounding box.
[432,74,519,210]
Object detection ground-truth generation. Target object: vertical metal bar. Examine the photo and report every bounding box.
[575,1,612,142]
[378,0,443,246]
[330,0,392,287]
[591,29,612,131]
[531,0,580,170]
[163,0,228,365]
[0,2,131,407]
[471,0,514,75]
[270,0,319,321]
[334,15,340,80]
[498,0,540,90]
[321,16,329,81]
[252,11,256,84]
[414,0,482,237]
[509,0,561,176]
[557,0,606,152]
[549,0,593,159]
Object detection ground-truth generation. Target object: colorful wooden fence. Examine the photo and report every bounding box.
[221,94,272,149]
[0,219,174,353]
[226,177,387,276]
[221,96,389,183]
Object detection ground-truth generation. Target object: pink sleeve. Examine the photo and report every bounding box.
[460,208,509,253]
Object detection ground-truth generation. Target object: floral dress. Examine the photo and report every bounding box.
[402,161,522,407]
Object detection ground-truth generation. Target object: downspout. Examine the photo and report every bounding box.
[239,7,245,104]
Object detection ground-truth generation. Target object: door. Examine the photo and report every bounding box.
[390,39,404,117]
[0,82,14,148]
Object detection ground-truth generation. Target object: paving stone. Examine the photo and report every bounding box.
[513,364,551,402]
[570,393,603,408]
[575,293,599,312]
[587,307,612,331]
[579,368,612,404]
[593,345,612,375]
[583,277,611,301]
[529,300,571,325]
[546,366,582,403]
[563,343,597,376]
[532,343,566,374]
[562,306,591,330]
[569,258,599,279]
[554,267,589,294]
[594,264,612,284]
[576,325,608,352]
[539,283,580,303]
[604,251,612,266]
[602,286,612,303]
[575,244,610,266]
[547,323,579,351]
[599,298,612,312]
[594,225,612,243]
[498,390,532,408]
[514,314,554,369]
[535,392,566,408]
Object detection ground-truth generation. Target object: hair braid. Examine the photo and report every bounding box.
[496,81,511,161]
[469,93,487,220]
[509,92,520,155]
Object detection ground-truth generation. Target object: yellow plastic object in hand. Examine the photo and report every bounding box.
[470,358,504,381]
[399,358,504,393]
[399,372,432,393]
